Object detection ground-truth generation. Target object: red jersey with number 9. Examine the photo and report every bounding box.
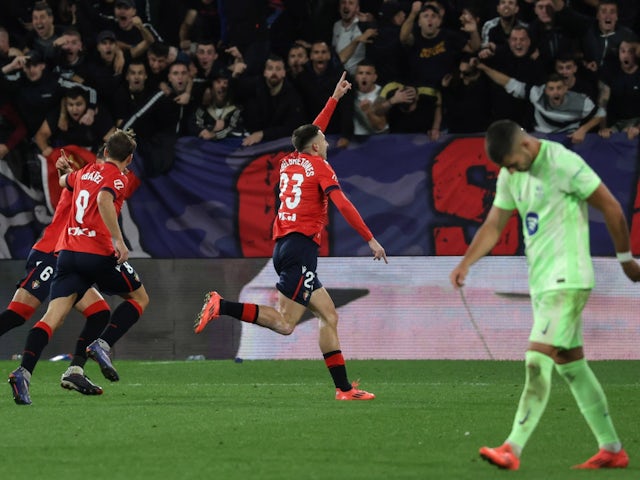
[57,161,128,255]
[272,151,340,245]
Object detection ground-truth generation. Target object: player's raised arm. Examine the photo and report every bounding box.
[331,71,351,101]
[313,72,352,131]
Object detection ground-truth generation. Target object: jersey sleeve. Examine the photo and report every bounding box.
[492,168,516,211]
[557,148,601,199]
[329,189,373,241]
[313,97,338,132]
[65,170,78,191]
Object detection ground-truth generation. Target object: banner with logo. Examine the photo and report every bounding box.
[0,133,638,259]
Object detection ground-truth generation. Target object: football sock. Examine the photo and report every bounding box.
[20,322,52,374]
[220,299,258,323]
[555,358,621,449]
[100,300,142,346]
[71,301,110,368]
[323,350,351,391]
[0,302,36,335]
[506,350,554,453]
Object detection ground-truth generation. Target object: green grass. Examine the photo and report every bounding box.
[0,360,638,480]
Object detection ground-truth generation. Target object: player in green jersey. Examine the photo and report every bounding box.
[450,119,640,471]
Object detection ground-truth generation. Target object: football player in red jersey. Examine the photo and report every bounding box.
[0,147,139,396]
[195,72,387,400]
[8,131,150,405]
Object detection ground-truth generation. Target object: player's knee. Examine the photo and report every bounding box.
[321,310,339,328]
[279,321,296,335]
[129,288,150,311]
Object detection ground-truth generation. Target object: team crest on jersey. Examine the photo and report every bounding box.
[526,212,539,235]
[31,280,41,290]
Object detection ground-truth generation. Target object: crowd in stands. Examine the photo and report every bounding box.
[1,0,640,186]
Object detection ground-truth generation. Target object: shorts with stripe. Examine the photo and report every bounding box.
[50,250,142,300]
[17,249,57,303]
[272,233,322,306]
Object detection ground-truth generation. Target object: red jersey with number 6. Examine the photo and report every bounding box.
[272,152,340,245]
[57,161,128,255]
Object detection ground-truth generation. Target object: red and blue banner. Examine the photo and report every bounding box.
[0,133,638,259]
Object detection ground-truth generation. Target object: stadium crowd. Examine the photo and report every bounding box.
[1,0,639,185]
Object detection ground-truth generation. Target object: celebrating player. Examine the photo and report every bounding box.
[9,130,149,405]
[195,72,387,400]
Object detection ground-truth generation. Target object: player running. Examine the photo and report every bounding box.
[195,72,387,400]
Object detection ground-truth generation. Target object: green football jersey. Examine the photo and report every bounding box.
[493,140,601,295]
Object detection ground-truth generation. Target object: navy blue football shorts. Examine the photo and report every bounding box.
[50,250,143,300]
[272,233,323,306]
[17,249,57,303]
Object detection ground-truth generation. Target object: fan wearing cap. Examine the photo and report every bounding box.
[76,0,156,59]
[80,29,129,119]
[399,1,480,90]
[1,49,99,139]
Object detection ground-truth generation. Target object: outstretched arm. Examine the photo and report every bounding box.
[329,189,388,263]
[476,62,512,88]
[449,205,512,288]
[313,71,352,131]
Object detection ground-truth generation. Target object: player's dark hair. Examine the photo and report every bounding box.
[105,129,137,161]
[485,120,522,166]
[292,124,320,152]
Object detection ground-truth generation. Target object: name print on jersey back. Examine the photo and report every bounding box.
[273,152,341,244]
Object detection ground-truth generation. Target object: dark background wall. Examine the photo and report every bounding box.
[0,258,271,360]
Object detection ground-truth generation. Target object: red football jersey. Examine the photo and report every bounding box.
[57,161,128,255]
[32,188,73,253]
[34,169,139,254]
[272,151,340,245]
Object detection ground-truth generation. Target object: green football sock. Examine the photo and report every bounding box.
[555,358,620,448]
[506,350,554,453]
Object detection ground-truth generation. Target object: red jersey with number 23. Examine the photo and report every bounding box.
[273,151,340,245]
[57,161,128,255]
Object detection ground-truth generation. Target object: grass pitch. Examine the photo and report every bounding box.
[0,360,637,480]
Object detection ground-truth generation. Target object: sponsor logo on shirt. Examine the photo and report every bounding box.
[278,211,297,221]
[525,212,539,236]
[68,227,97,237]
